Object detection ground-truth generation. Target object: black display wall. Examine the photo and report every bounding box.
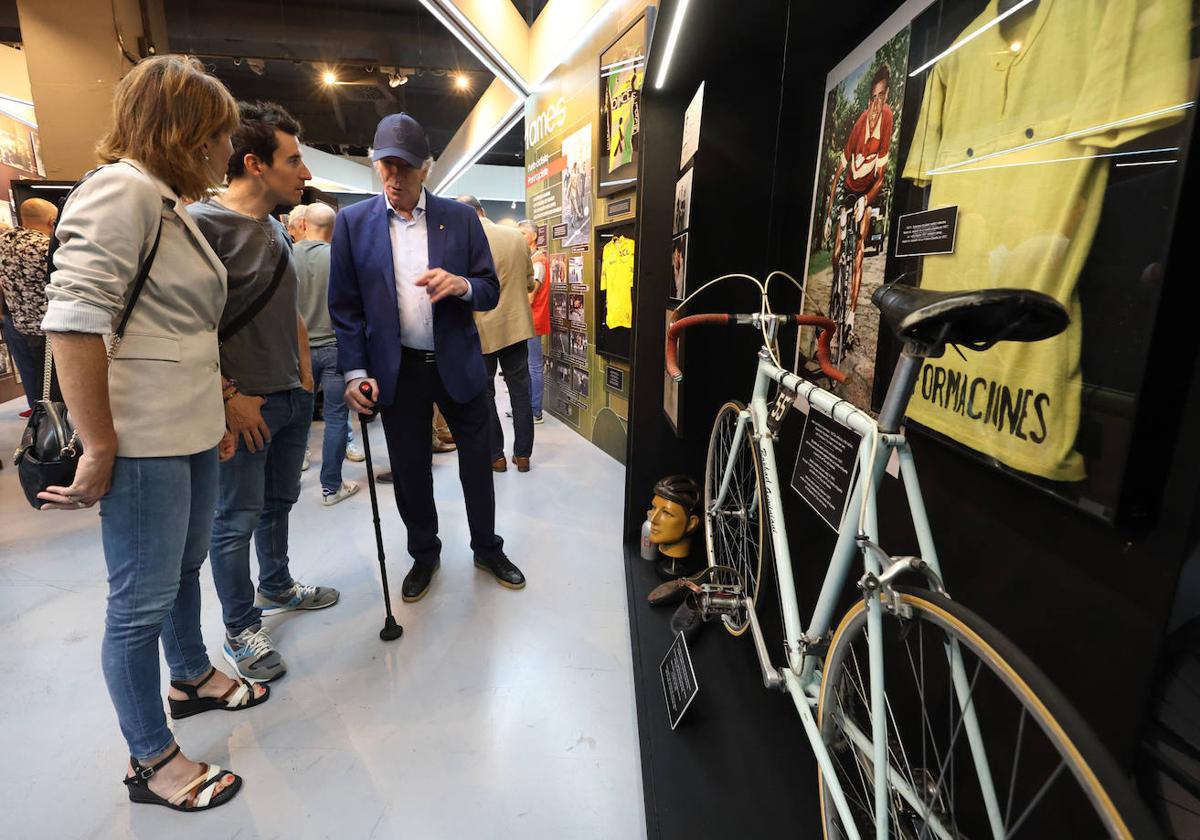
[626,0,1200,836]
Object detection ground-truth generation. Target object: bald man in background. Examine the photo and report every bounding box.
[0,197,58,411]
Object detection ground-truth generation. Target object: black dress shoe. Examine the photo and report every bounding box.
[376,470,394,484]
[402,559,439,602]
[474,553,526,590]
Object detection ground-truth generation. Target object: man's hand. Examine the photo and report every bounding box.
[346,377,380,415]
[416,268,469,304]
[823,215,832,245]
[38,445,116,510]
[854,196,867,225]
[300,367,315,393]
[225,392,270,453]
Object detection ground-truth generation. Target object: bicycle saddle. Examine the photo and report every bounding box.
[872,284,1068,349]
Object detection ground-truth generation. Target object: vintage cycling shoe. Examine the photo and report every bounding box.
[670,595,703,642]
[648,571,706,607]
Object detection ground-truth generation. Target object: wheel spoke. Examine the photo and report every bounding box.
[1004,761,1066,838]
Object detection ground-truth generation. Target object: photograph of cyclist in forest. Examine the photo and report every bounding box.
[822,63,893,354]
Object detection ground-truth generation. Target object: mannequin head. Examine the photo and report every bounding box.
[647,474,701,558]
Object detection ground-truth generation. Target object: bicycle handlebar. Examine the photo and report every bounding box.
[665,313,844,383]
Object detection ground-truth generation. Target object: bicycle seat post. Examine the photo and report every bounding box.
[877,344,931,433]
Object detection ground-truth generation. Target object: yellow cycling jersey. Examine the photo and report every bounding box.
[601,236,636,329]
[901,0,1188,481]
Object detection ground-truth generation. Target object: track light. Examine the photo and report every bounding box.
[246,58,265,76]
[322,70,338,86]
[454,73,470,91]
[388,73,409,88]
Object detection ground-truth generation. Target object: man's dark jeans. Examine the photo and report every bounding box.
[484,340,534,461]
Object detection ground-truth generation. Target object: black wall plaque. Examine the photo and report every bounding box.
[552,222,569,239]
[895,205,959,257]
[659,631,699,730]
[790,407,860,531]
[606,365,626,393]
[607,195,633,217]
[536,224,548,248]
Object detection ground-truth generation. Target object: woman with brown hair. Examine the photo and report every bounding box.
[40,55,268,812]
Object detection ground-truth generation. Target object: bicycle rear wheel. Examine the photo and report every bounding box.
[704,400,764,636]
[818,586,1160,839]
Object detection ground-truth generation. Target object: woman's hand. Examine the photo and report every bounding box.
[217,429,237,462]
[38,446,117,510]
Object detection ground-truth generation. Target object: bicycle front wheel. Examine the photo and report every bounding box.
[818,587,1160,839]
[704,400,764,636]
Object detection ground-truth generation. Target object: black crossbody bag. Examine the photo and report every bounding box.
[14,169,168,509]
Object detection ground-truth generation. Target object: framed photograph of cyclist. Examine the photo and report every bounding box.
[872,0,1199,524]
[673,169,693,235]
[549,252,568,287]
[598,11,654,197]
[670,232,689,301]
[551,328,570,358]
[560,124,593,247]
[798,22,912,413]
[551,291,568,324]
[573,367,591,398]
[569,329,588,362]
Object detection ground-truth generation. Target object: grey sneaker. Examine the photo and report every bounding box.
[223,624,286,683]
[256,581,340,616]
[321,480,360,507]
[345,441,365,462]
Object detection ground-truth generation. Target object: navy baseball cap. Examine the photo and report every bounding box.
[371,113,430,168]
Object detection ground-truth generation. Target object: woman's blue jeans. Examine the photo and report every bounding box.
[99,448,218,761]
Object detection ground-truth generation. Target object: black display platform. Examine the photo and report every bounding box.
[624,543,819,838]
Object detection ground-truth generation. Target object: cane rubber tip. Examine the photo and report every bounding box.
[379,618,403,642]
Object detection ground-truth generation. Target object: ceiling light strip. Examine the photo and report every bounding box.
[419,0,529,95]
[653,0,692,89]
[601,63,647,80]
[433,98,525,196]
[908,0,1037,77]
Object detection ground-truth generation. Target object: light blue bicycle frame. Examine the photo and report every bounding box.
[709,315,1003,840]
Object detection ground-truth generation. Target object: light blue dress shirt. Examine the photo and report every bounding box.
[345,188,472,384]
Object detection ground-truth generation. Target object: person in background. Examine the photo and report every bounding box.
[0,197,58,412]
[456,194,536,473]
[517,220,548,424]
[330,112,525,603]
[294,201,359,505]
[40,54,263,813]
[286,203,307,244]
[190,101,339,685]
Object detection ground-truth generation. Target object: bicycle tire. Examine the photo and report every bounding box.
[704,400,765,636]
[817,586,1160,839]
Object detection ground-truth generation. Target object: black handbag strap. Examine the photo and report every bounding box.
[113,204,167,341]
[219,247,290,346]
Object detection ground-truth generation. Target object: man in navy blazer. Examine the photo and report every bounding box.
[329,113,527,602]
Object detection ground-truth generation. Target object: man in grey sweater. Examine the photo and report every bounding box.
[190,101,339,684]
[295,201,358,505]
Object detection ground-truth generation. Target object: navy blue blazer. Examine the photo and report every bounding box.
[328,190,500,405]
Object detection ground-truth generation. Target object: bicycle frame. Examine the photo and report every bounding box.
[710,316,1004,839]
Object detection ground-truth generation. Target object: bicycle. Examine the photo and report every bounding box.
[828,200,857,363]
[664,276,1160,838]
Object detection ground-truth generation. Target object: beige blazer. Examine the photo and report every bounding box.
[474,218,535,354]
[43,159,228,458]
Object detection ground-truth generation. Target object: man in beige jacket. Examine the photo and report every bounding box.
[457,195,536,472]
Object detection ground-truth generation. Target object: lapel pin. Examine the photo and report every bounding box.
[439,224,445,230]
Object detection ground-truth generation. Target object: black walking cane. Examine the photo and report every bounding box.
[357,381,404,642]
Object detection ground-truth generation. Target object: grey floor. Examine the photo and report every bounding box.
[0,390,644,839]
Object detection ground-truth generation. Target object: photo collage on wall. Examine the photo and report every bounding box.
[794,0,1198,523]
[665,81,705,434]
